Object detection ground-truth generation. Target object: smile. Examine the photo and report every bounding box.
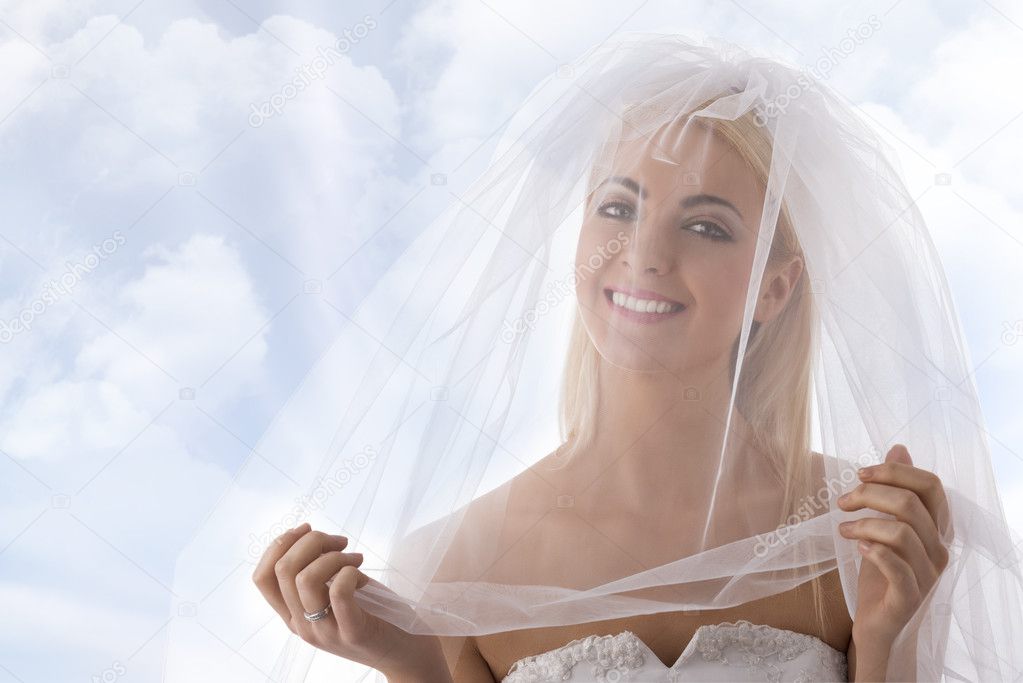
[604,288,686,322]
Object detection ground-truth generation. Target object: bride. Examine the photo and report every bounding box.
[247,33,1017,682]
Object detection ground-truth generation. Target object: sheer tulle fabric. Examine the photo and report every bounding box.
[167,33,1023,682]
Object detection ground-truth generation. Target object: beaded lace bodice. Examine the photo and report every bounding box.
[502,619,848,682]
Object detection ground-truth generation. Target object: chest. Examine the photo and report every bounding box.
[475,568,852,680]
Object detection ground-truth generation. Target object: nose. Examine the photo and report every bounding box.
[620,214,674,276]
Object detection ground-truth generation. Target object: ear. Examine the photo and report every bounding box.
[754,255,803,324]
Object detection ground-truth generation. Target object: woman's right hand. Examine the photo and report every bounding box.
[251,522,453,682]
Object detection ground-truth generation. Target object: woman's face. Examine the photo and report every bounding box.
[575,121,790,377]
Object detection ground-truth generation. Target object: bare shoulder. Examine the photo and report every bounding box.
[393,448,564,682]
[391,446,564,589]
[380,485,508,681]
[809,448,839,471]
[802,448,853,479]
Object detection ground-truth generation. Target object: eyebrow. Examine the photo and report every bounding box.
[594,175,744,220]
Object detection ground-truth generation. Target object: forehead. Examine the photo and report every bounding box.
[596,120,766,225]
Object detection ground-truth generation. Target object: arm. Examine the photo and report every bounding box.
[847,631,889,682]
[848,627,918,682]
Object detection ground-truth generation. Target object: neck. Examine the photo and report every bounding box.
[567,353,763,502]
[596,353,742,447]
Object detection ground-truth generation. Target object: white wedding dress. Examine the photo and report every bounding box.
[502,620,848,682]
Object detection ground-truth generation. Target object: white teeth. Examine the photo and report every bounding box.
[610,291,682,314]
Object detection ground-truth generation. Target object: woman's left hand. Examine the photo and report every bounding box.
[837,443,953,648]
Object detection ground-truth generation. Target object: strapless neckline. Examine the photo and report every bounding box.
[502,619,848,682]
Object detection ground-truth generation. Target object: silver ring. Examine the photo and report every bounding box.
[303,604,331,622]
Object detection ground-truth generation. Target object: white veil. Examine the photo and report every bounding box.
[166,32,1023,682]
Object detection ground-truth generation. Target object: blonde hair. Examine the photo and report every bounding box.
[555,97,832,633]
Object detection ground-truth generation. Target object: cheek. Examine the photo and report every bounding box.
[687,257,755,322]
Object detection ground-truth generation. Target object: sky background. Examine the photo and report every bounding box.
[1,0,1022,681]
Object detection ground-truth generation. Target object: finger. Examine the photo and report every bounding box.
[839,518,939,589]
[329,563,373,635]
[296,550,364,632]
[837,481,948,570]
[275,531,349,627]
[251,523,312,628]
[858,444,952,538]
[858,539,921,612]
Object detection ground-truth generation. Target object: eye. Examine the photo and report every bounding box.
[596,199,635,220]
[684,220,732,242]
[595,201,733,242]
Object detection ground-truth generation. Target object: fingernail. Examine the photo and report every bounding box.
[858,540,872,552]
[857,467,872,480]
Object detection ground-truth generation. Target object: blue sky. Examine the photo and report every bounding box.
[1,1,1022,681]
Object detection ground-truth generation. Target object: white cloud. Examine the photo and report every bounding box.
[0,579,161,679]
[0,232,269,464]
[901,15,1023,204]
[0,10,408,681]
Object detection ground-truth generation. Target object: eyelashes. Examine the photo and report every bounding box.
[598,200,635,220]
[596,199,733,242]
